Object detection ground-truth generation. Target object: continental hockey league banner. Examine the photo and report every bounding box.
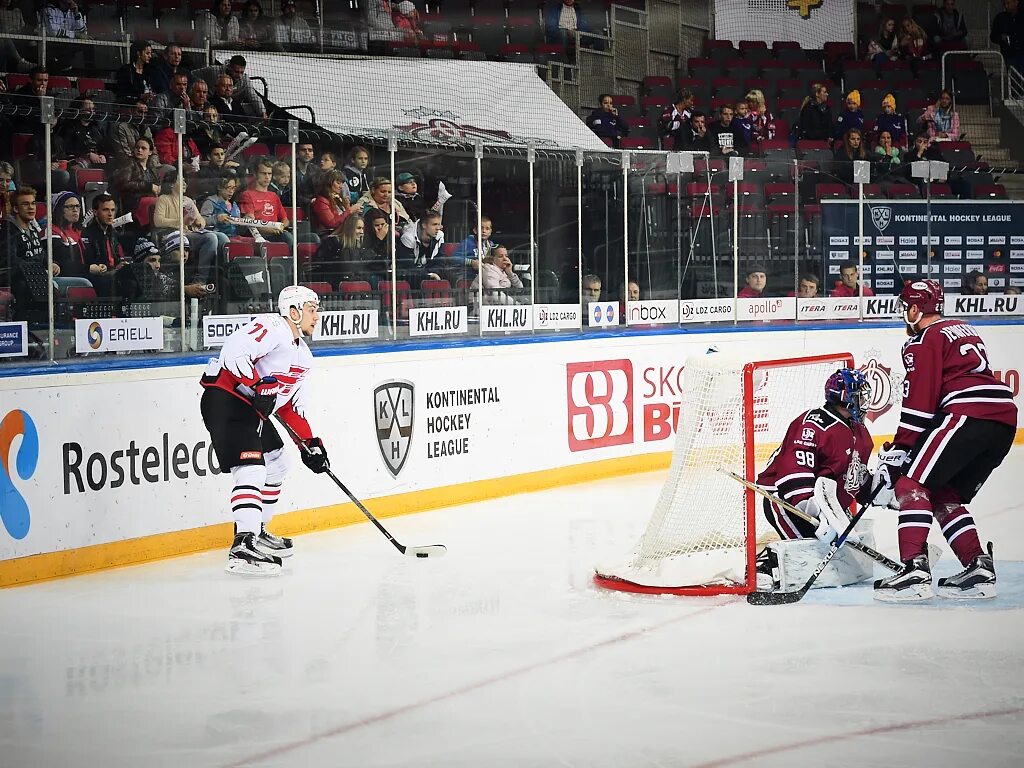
[714,0,854,48]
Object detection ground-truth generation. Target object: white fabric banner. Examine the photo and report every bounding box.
[482,305,533,333]
[533,304,582,330]
[714,0,854,48]
[409,306,468,337]
[74,318,164,353]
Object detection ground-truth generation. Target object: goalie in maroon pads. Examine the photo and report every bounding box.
[200,285,331,576]
[754,368,876,590]
[873,279,1017,602]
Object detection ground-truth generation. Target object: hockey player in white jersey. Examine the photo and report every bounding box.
[200,285,329,574]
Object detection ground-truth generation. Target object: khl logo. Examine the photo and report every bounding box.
[0,409,38,540]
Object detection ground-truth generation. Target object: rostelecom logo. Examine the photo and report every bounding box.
[0,409,38,539]
[87,321,103,350]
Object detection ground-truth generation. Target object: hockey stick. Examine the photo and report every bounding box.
[274,415,446,559]
[721,469,902,573]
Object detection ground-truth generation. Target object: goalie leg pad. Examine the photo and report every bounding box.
[768,521,876,590]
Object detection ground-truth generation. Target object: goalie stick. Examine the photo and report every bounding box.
[274,415,447,559]
[721,469,902,573]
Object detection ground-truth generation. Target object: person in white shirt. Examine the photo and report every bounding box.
[200,285,329,575]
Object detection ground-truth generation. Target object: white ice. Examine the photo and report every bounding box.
[2,449,1024,768]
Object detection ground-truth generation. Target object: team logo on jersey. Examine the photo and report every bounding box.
[801,427,815,441]
[857,356,896,422]
[844,449,868,494]
[870,206,892,233]
[374,380,415,477]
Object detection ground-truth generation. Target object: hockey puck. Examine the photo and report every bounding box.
[416,552,428,558]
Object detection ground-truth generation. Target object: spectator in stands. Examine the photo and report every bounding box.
[745,89,776,143]
[209,74,245,118]
[901,132,943,185]
[659,90,694,150]
[162,230,215,297]
[154,120,202,176]
[199,0,241,47]
[270,161,292,204]
[738,264,766,298]
[873,93,908,148]
[471,245,524,306]
[112,137,162,217]
[292,142,317,206]
[343,146,371,205]
[627,280,640,301]
[110,99,155,168]
[271,0,314,47]
[200,176,241,238]
[391,1,424,41]
[832,261,874,297]
[679,111,711,151]
[452,216,494,264]
[115,42,156,104]
[311,170,351,237]
[358,177,412,229]
[918,90,960,142]
[545,0,590,46]
[366,0,403,43]
[586,94,629,147]
[964,270,989,294]
[934,0,968,48]
[867,17,900,70]
[151,72,193,115]
[193,106,232,162]
[874,130,902,173]
[58,98,107,170]
[319,151,339,177]
[0,162,14,220]
[834,90,864,141]
[194,56,267,119]
[43,0,87,72]
[733,101,755,145]
[833,128,868,185]
[364,208,393,262]
[796,273,820,298]
[708,105,748,157]
[48,191,91,287]
[238,157,293,246]
[1005,286,1021,295]
[991,0,1024,75]
[899,17,932,70]
[149,45,193,96]
[10,67,52,134]
[80,193,128,297]
[312,214,384,285]
[397,211,445,270]
[582,273,602,302]
[0,0,35,72]
[239,1,272,49]
[153,174,223,283]
[395,172,425,221]
[797,83,833,142]
[189,80,211,114]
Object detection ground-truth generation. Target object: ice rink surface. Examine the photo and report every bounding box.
[2,449,1024,768]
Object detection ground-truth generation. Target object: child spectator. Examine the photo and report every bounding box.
[199,145,241,182]
[733,101,755,145]
[311,170,352,237]
[319,151,339,177]
[470,246,524,306]
[873,93,908,148]
[797,83,833,142]
[659,90,694,150]
[200,176,241,238]
[270,161,292,204]
[738,264,767,298]
[394,172,446,222]
[917,90,960,142]
[834,90,864,141]
[343,146,371,205]
[745,89,776,143]
[452,216,495,264]
[586,94,629,146]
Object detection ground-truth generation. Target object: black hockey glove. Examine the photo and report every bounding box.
[252,376,281,419]
[301,437,330,474]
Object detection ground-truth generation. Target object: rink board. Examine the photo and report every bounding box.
[1,323,1022,585]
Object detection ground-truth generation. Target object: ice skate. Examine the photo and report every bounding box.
[755,547,779,592]
[255,525,294,559]
[226,532,283,575]
[873,554,933,602]
[938,543,996,600]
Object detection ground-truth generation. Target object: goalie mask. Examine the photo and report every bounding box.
[824,368,871,424]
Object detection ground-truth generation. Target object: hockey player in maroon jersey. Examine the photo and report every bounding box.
[200,285,330,575]
[873,279,1017,601]
[755,368,876,590]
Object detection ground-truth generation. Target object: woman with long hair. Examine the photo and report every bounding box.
[238,0,270,48]
[199,0,240,46]
[48,191,92,287]
[832,128,868,185]
[311,169,351,237]
[867,17,899,68]
[917,89,960,142]
[313,210,385,285]
[898,17,930,68]
[797,83,833,142]
[744,88,776,143]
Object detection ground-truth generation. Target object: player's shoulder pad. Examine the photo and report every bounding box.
[802,407,839,432]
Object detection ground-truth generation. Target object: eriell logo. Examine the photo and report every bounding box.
[0,409,39,540]
[87,321,103,350]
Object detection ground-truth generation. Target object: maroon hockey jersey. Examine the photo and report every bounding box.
[757,405,874,510]
[894,319,1018,449]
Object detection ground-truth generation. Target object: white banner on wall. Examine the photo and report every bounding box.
[713,0,854,48]
[482,305,533,333]
[74,318,164,353]
[409,306,468,337]
[949,294,1024,317]
[679,298,735,324]
[533,304,582,330]
[588,302,620,327]
[202,314,259,348]
[796,297,861,321]
[737,297,796,322]
[313,310,380,340]
[861,295,902,319]
[625,300,679,326]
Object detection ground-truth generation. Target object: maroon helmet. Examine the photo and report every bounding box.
[899,279,944,316]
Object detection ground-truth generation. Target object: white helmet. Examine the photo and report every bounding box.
[278,285,320,320]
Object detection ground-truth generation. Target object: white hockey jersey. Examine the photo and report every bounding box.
[201,313,314,440]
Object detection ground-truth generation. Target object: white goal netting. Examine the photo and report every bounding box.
[595,351,853,594]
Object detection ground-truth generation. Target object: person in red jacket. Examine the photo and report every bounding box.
[831,261,874,297]
[873,280,1017,602]
[737,264,766,298]
[154,124,202,177]
[310,170,351,237]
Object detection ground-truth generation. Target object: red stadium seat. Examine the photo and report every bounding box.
[227,237,255,260]
[301,281,333,296]
[264,242,290,259]
[339,280,371,297]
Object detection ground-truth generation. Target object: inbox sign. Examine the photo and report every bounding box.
[566,360,634,451]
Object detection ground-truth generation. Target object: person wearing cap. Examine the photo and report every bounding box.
[872,93,908,149]
[833,90,864,141]
[162,230,214,298]
[271,0,314,47]
[738,264,767,298]
[391,1,424,40]
[117,236,174,301]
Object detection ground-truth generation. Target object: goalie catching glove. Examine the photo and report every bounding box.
[300,437,330,474]
[872,442,910,509]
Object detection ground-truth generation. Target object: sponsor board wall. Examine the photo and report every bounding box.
[1,324,1022,579]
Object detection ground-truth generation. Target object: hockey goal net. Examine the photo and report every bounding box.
[594,351,854,595]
